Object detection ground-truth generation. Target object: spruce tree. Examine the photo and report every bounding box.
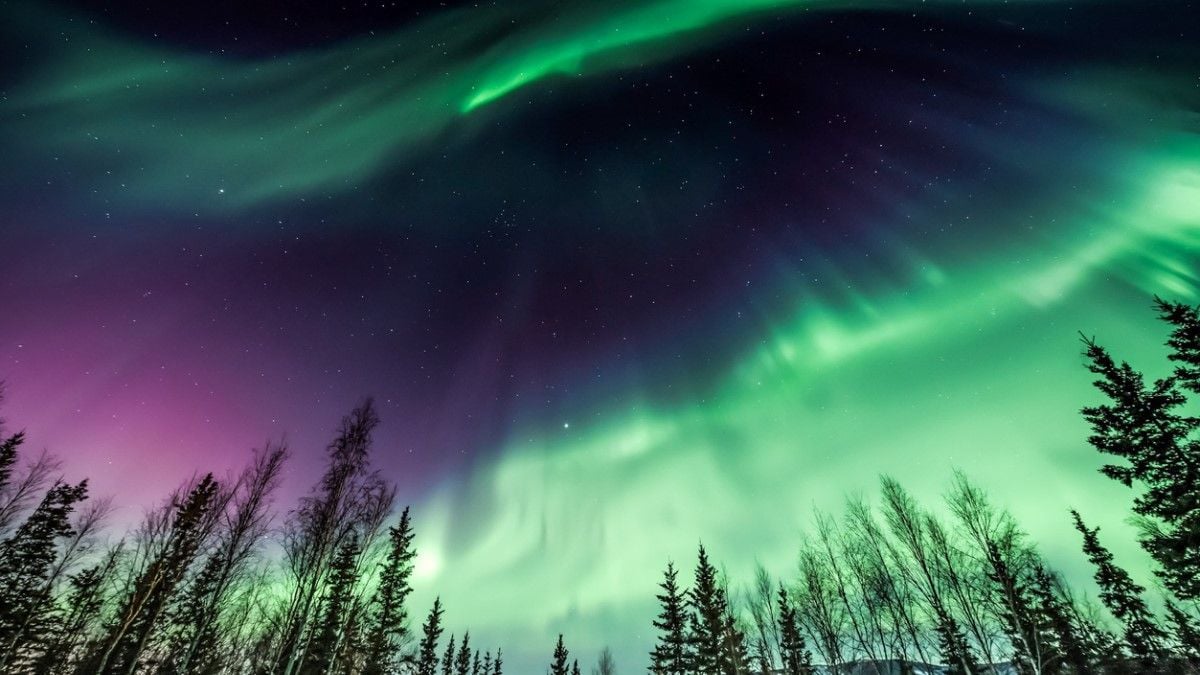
[551,635,569,675]
[31,552,116,674]
[443,634,457,675]
[416,599,445,675]
[159,549,226,675]
[0,430,22,498]
[650,561,690,675]
[302,533,362,675]
[1028,564,1094,675]
[492,648,503,675]
[1165,601,1200,666]
[689,546,723,675]
[364,507,417,675]
[776,586,813,675]
[934,607,980,675]
[90,474,219,675]
[1079,619,1124,674]
[1081,302,1200,600]
[1154,299,1200,602]
[983,541,1040,675]
[0,478,88,670]
[1071,511,1167,664]
[455,632,472,675]
[689,545,743,675]
[571,659,581,675]
[1160,298,1200,392]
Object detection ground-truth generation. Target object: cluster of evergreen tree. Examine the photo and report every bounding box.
[0,298,1197,675]
[0,399,502,675]
[638,298,1200,675]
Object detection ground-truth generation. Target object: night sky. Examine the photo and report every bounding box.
[1,0,1198,671]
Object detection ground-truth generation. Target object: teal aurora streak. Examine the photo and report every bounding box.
[410,114,1200,657]
[7,0,1049,210]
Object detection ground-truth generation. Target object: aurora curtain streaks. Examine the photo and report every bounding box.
[0,0,1197,671]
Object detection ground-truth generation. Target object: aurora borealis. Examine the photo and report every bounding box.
[1,0,1198,671]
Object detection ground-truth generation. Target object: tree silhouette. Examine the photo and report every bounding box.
[1028,564,1094,675]
[745,565,779,675]
[417,598,445,675]
[160,444,285,675]
[596,646,616,675]
[443,634,457,675]
[551,635,570,675]
[302,533,362,675]
[364,505,417,675]
[650,561,690,675]
[88,474,219,675]
[455,632,472,675]
[776,586,813,675]
[0,478,89,670]
[33,543,123,674]
[1080,299,1200,601]
[1071,510,1167,666]
[688,545,746,675]
[274,400,392,675]
[0,428,23,504]
[1164,601,1200,668]
[4,301,1200,675]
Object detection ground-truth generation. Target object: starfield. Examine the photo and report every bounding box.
[0,1,1198,674]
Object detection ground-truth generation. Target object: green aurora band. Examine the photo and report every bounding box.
[403,78,1200,658]
[6,0,1046,211]
[415,208,1200,657]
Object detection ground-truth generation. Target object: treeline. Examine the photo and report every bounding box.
[646,473,1196,675]
[644,298,1200,675]
[0,400,499,675]
[0,298,1196,675]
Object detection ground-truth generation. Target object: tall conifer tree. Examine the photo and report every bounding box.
[303,534,362,675]
[1165,601,1200,666]
[1080,300,1200,600]
[0,430,22,500]
[89,474,219,675]
[934,607,980,675]
[983,541,1041,675]
[0,479,89,670]
[417,599,445,675]
[650,561,690,675]
[689,545,745,675]
[364,506,417,675]
[1027,565,1094,675]
[442,635,456,675]
[550,635,569,675]
[1071,511,1167,665]
[776,587,813,675]
[455,632,472,675]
